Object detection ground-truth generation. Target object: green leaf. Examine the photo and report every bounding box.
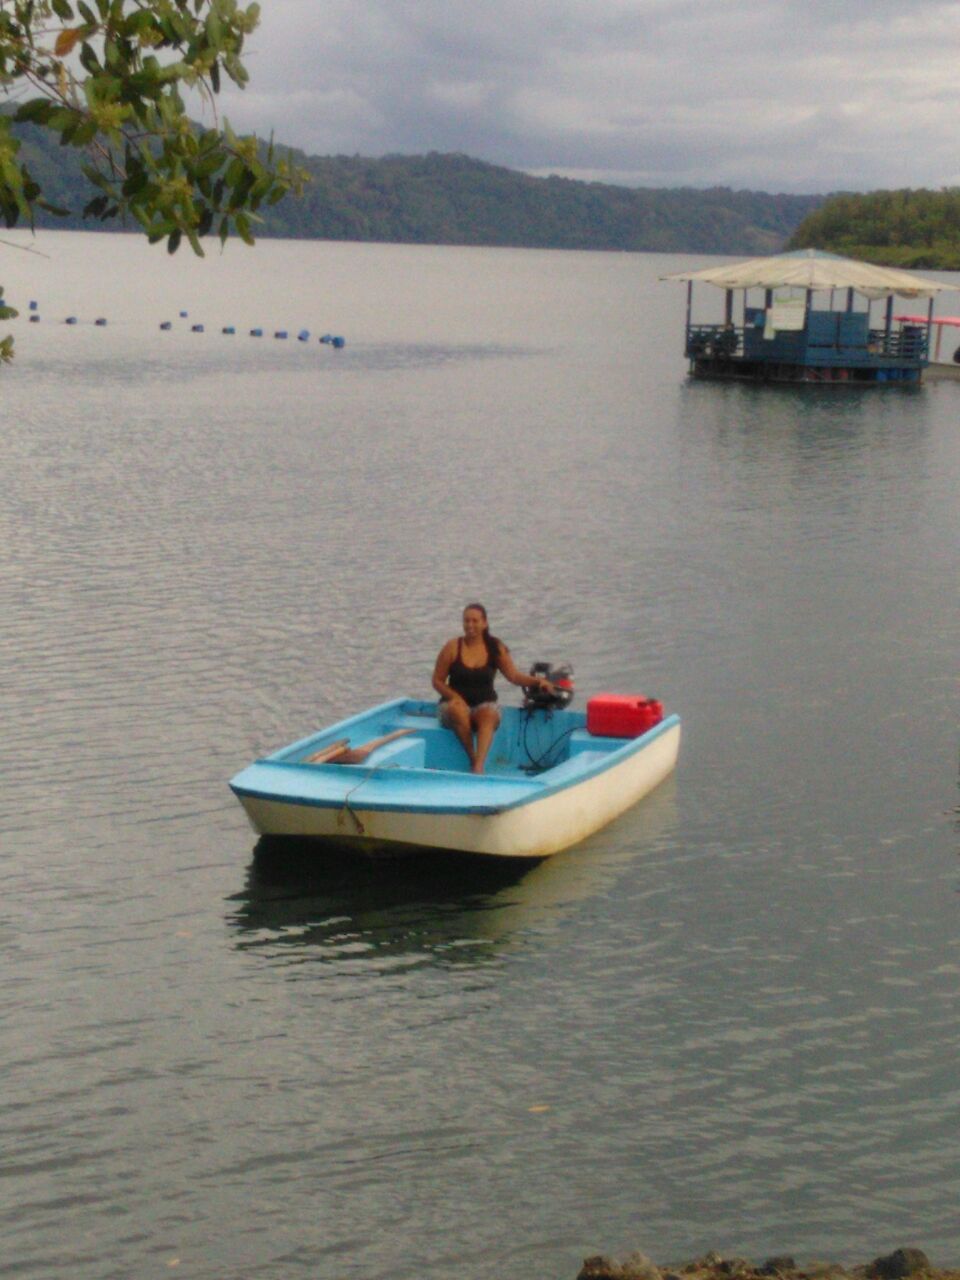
[69,118,99,146]
[79,43,103,75]
[14,99,54,124]
[234,211,253,244]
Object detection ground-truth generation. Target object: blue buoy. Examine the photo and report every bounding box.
[298,329,310,342]
[250,328,263,337]
[180,310,188,318]
[95,317,107,326]
[222,326,236,335]
[274,330,288,340]
[29,300,38,311]
[160,321,172,330]
[191,323,204,333]
[319,334,332,344]
[332,336,345,349]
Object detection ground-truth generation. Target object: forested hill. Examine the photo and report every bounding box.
[8,116,824,255]
[250,150,825,255]
[789,189,960,269]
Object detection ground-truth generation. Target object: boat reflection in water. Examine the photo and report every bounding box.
[226,776,676,972]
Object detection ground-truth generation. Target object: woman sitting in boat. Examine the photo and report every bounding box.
[432,602,553,774]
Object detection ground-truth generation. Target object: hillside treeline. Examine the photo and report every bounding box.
[257,150,823,255]
[788,189,960,269]
[7,114,823,256]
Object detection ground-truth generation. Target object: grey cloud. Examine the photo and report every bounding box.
[217,0,960,192]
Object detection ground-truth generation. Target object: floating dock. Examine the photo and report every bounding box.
[663,250,959,386]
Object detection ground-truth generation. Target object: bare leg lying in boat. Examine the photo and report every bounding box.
[303,730,413,765]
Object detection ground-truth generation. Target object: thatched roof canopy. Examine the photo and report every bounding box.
[663,249,955,300]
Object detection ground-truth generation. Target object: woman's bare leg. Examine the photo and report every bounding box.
[443,701,476,768]
[471,706,500,774]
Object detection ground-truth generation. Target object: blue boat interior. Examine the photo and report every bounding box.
[276,699,610,777]
[230,699,679,816]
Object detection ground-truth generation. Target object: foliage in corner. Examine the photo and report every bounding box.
[0,0,307,354]
[0,284,16,361]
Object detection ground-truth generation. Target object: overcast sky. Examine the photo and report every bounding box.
[215,0,960,194]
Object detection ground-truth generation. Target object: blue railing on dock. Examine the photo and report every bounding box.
[685,318,927,369]
[868,327,928,360]
[686,324,743,359]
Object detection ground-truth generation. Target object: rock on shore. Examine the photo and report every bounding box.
[577,1248,954,1280]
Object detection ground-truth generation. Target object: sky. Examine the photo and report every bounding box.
[215,0,960,195]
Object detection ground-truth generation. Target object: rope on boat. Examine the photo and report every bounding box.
[337,774,370,835]
[336,764,403,836]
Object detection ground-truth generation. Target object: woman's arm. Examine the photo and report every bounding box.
[432,640,466,703]
[497,645,552,692]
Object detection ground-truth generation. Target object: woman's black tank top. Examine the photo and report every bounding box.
[447,637,499,707]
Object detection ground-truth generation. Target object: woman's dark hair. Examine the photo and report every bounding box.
[464,601,501,664]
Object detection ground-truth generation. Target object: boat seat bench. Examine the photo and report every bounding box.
[365,737,427,768]
[536,750,607,785]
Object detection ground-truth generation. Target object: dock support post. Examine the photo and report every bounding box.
[927,297,937,360]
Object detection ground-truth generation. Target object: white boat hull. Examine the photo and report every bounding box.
[236,720,680,858]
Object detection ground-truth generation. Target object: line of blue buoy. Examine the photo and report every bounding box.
[12,307,349,348]
[6,308,107,326]
[154,319,347,347]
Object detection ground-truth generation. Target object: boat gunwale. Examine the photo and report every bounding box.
[230,701,681,817]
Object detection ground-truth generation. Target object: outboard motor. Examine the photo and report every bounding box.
[523,661,575,711]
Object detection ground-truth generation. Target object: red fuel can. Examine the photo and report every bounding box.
[586,694,664,738]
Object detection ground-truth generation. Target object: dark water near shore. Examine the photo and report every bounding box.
[1,232,958,1279]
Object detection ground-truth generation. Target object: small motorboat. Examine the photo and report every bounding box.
[229,693,680,860]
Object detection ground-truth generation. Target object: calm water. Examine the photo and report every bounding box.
[1,231,958,1280]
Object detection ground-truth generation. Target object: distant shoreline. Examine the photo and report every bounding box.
[575,1248,956,1280]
